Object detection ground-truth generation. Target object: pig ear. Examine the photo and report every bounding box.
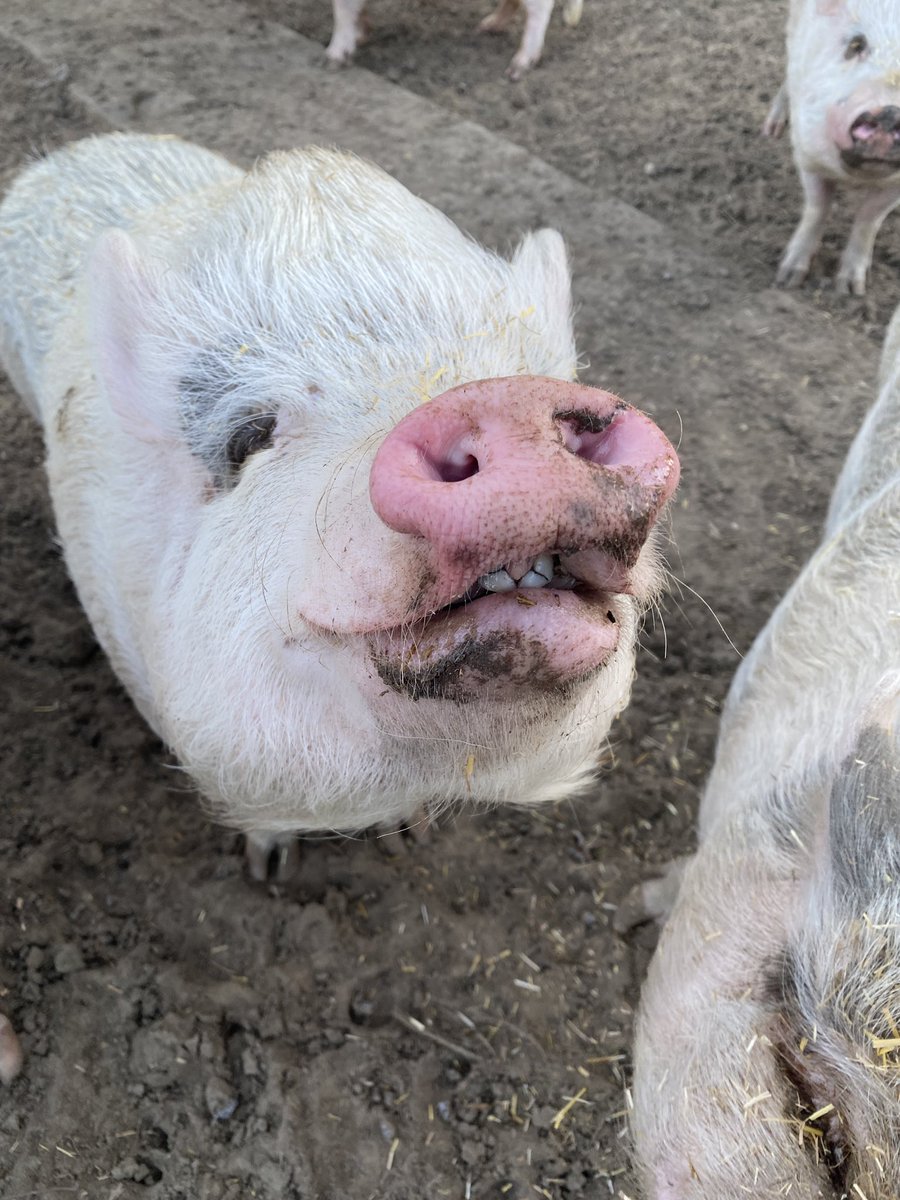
[88,229,178,443]
[814,0,845,15]
[511,228,573,323]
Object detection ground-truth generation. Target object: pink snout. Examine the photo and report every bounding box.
[369,375,679,607]
[829,100,900,170]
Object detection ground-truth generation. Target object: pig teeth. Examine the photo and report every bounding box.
[528,553,554,583]
[478,553,558,593]
[479,568,517,593]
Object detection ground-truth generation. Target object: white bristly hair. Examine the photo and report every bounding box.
[0,133,668,837]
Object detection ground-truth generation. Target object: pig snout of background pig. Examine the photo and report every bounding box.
[629,303,900,1198]
[326,0,584,80]
[764,0,900,294]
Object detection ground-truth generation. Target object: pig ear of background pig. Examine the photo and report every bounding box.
[88,228,179,444]
[510,228,573,324]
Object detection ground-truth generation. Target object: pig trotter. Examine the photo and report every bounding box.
[776,171,835,288]
[835,183,900,297]
[376,806,433,855]
[506,53,536,82]
[761,83,789,139]
[326,0,368,67]
[834,255,869,297]
[245,832,301,883]
[478,0,520,35]
[0,1013,23,1085]
[479,0,552,80]
[612,855,692,933]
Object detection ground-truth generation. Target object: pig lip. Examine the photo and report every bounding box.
[840,117,900,172]
[368,587,621,703]
[840,146,900,173]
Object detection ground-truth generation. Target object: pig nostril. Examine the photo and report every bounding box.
[851,108,900,140]
[423,448,480,483]
[556,408,618,467]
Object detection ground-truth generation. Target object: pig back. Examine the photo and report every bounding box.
[825,301,900,533]
[699,354,900,840]
[0,133,241,416]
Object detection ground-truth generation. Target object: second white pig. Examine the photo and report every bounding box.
[764,0,900,294]
[631,304,900,1197]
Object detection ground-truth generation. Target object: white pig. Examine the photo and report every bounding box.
[763,0,900,295]
[326,0,584,80]
[630,305,900,1197]
[0,133,679,1078]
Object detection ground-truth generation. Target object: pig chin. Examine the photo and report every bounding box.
[366,589,622,703]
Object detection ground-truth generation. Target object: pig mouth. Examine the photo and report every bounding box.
[840,114,900,172]
[368,551,625,703]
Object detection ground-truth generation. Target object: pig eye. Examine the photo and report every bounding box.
[845,33,869,59]
[225,413,277,472]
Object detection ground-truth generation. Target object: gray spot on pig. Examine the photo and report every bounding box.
[828,722,900,906]
[761,723,900,1197]
[179,345,277,487]
[55,385,76,439]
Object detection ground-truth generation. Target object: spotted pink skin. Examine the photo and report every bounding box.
[367,376,679,697]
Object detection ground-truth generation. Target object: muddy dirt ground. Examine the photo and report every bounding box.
[1,2,898,1198]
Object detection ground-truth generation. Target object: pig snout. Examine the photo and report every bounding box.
[370,376,678,590]
[841,106,900,169]
[367,376,678,702]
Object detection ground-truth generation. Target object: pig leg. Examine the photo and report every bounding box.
[0,1013,23,1085]
[632,822,834,1198]
[761,82,788,138]
[376,805,433,855]
[326,0,369,67]
[508,0,554,79]
[478,0,522,35]
[776,170,836,287]
[612,855,692,933]
[835,183,900,296]
[245,831,301,883]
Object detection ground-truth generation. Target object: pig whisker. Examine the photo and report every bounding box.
[666,570,743,659]
[644,595,670,661]
[671,408,684,454]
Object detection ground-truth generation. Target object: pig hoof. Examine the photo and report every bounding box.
[761,115,787,139]
[478,13,511,33]
[505,54,537,80]
[775,260,810,289]
[834,267,867,297]
[0,1013,24,1085]
[376,808,433,855]
[612,856,692,933]
[245,832,301,883]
